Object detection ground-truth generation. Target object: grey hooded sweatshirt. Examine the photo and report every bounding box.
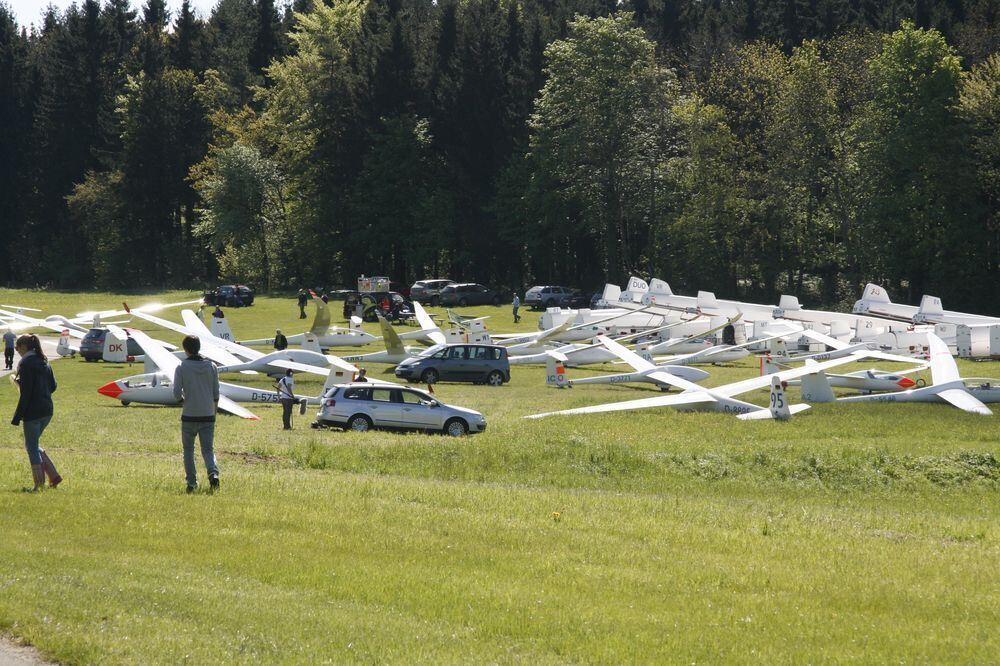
[172,355,220,421]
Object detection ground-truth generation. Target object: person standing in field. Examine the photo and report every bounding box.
[297,289,308,318]
[273,329,288,351]
[3,328,16,370]
[277,369,296,430]
[11,334,61,491]
[172,335,220,493]
[512,293,521,323]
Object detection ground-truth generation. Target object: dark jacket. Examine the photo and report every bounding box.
[12,352,57,426]
[274,333,288,351]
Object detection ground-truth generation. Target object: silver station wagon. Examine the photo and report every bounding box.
[313,383,487,436]
[394,344,511,385]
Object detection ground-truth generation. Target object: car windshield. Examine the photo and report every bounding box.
[418,344,446,358]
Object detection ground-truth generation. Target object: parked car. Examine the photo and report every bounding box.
[438,283,500,307]
[394,343,510,386]
[565,290,595,309]
[389,281,411,298]
[409,279,456,306]
[203,285,254,307]
[313,383,487,436]
[524,285,578,309]
[80,328,143,362]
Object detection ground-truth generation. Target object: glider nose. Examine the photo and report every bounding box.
[897,377,916,388]
[98,380,123,399]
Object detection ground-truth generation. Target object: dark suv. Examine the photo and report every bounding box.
[204,285,254,307]
[438,283,500,307]
[80,328,143,362]
[409,279,455,306]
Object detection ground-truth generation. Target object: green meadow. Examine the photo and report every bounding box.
[0,289,997,663]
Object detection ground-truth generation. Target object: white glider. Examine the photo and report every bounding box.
[527,342,881,420]
[836,333,996,415]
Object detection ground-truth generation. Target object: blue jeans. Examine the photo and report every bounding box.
[181,420,219,487]
[23,415,51,465]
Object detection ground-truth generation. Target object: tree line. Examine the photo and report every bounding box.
[0,0,997,311]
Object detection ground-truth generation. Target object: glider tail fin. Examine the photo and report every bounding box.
[378,315,406,356]
[309,291,331,336]
[102,328,128,362]
[768,337,788,357]
[56,330,73,357]
[545,353,568,388]
[322,364,352,394]
[799,364,836,403]
[210,316,234,342]
[302,332,322,354]
[862,283,891,304]
[769,377,792,420]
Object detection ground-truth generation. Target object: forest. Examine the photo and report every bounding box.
[0,0,998,310]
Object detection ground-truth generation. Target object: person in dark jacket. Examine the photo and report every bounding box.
[172,335,220,493]
[11,334,61,491]
[297,290,308,318]
[273,329,288,351]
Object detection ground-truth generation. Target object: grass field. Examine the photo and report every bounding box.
[0,288,997,663]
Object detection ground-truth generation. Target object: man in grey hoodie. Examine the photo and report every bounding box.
[173,335,221,493]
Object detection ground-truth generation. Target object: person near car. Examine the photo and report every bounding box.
[297,289,308,318]
[355,368,368,382]
[273,329,288,351]
[212,305,224,319]
[381,295,391,313]
[277,369,296,430]
[3,328,16,370]
[321,292,329,303]
[512,294,521,323]
[11,334,61,492]
[172,335,220,493]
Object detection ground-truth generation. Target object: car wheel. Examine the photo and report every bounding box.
[486,370,504,386]
[347,414,372,432]
[121,400,130,406]
[458,297,468,307]
[444,418,468,437]
[421,368,439,384]
[544,299,555,308]
[491,295,501,306]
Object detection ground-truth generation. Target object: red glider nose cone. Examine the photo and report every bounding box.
[98,381,123,399]
[897,377,916,388]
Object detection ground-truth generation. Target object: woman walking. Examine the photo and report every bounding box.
[11,334,61,491]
